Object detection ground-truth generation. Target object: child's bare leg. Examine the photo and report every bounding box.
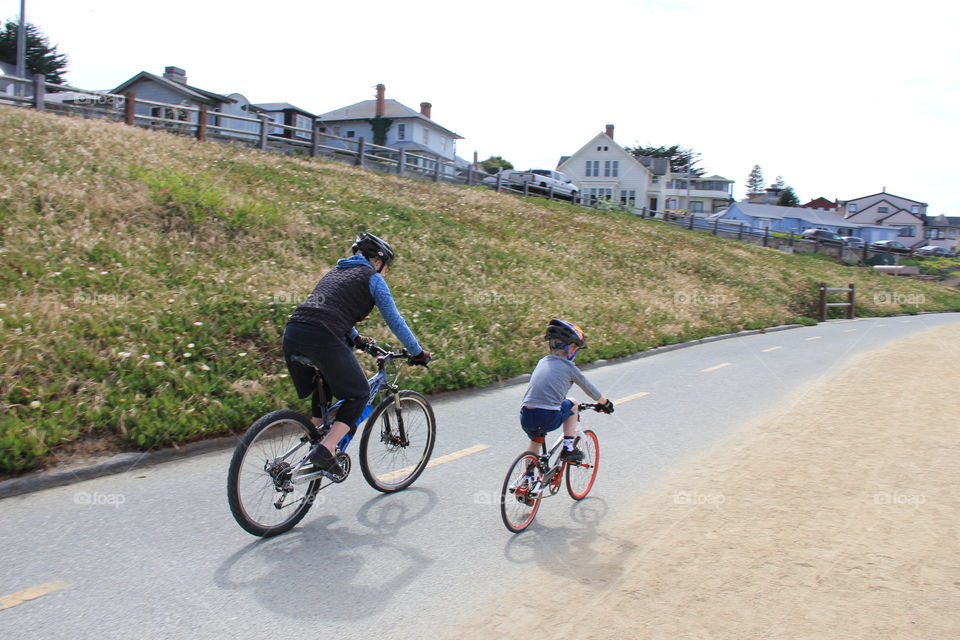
[562,398,580,439]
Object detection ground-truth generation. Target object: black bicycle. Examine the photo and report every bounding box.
[227,342,436,537]
[500,403,603,533]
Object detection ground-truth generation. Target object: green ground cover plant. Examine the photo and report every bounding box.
[2,107,958,473]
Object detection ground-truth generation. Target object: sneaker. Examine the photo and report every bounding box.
[309,445,345,476]
[560,447,584,464]
[509,473,535,492]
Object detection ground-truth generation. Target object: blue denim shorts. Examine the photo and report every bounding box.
[520,399,574,440]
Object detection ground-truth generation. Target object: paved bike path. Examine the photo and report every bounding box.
[0,314,957,639]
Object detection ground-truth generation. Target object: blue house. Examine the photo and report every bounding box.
[720,203,896,242]
[111,66,236,132]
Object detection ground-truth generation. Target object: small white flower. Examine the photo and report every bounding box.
[153,361,166,367]
[238,352,247,357]
[182,352,192,358]
[140,354,149,359]
[100,271,108,275]
[193,321,203,326]
[199,363,211,371]
[118,351,132,358]
[186,343,195,348]
[29,400,42,408]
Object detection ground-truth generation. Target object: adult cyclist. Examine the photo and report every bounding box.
[283,233,431,476]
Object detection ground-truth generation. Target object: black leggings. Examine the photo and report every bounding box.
[282,322,370,430]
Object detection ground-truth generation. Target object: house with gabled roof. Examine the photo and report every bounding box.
[111,66,236,129]
[802,197,838,211]
[557,125,651,211]
[838,191,927,249]
[719,202,896,242]
[921,214,960,253]
[254,102,317,141]
[316,84,462,172]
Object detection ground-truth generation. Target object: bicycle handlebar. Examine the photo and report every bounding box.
[579,402,612,414]
[363,340,429,367]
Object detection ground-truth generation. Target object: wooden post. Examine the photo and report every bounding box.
[355,137,366,167]
[713,218,719,234]
[397,149,405,175]
[818,283,827,322]
[789,232,795,248]
[738,224,744,240]
[433,158,441,182]
[847,283,855,319]
[32,74,45,110]
[468,151,477,186]
[688,215,695,230]
[259,115,269,151]
[197,104,207,141]
[125,91,136,126]
[311,123,321,158]
[763,228,770,247]
[547,186,554,200]
[523,182,529,196]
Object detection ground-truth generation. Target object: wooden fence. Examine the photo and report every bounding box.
[818,283,856,321]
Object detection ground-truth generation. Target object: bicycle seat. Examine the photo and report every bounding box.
[290,353,320,370]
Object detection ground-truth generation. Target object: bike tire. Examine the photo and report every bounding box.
[358,390,436,493]
[565,429,599,500]
[500,452,542,533]
[227,409,322,537]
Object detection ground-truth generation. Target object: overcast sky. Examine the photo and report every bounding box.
[5,0,959,213]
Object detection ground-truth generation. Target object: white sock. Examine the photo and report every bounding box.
[563,437,575,451]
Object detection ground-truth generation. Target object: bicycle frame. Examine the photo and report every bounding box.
[528,403,599,499]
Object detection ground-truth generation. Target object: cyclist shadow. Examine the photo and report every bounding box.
[215,488,437,622]
[502,496,635,581]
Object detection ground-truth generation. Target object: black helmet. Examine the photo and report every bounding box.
[352,232,394,266]
[545,319,586,348]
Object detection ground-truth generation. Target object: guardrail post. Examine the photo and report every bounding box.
[125,91,136,125]
[547,186,554,200]
[311,124,321,158]
[468,152,477,185]
[688,215,694,230]
[789,232,795,247]
[738,224,744,240]
[495,173,502,191]
[259,115,270,150]
[355,137,366,167]
[713,218,719,235]
[433,158,441,182]
[847,283,855,319]
[197,104,207,141]
[818,282,827,322]
[32,74,46,111]
[763,228,770,247]
[523,182,529,196]
[397,149,405,175]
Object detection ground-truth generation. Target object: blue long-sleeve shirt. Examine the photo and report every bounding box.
[338,255,422,355]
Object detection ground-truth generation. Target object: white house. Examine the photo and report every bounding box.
[316,84,462,172]
[0,61,19,100]
[557,125,652,212]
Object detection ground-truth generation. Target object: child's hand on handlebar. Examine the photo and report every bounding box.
[408,349,432,367]
[595,399,614,414]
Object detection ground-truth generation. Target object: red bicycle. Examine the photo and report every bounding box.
[499,403,603,533]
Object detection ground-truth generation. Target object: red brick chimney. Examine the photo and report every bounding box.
[605,124,614,139]
[375,84,385,117]
[420,102,432,119]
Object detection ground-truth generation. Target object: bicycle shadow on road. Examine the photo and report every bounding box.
[214,488,438,622]
[501,496,640,584]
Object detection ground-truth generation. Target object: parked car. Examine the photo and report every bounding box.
[840,236,865,249]
[481,169,522,189]
[914,245,954,257]
[510,169,579,199]
[800,229,843,244]
[870,240,910,254]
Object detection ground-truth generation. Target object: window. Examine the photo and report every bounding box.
[948,229,958,239]
[587,188,612,201]
[603,160,619,177]
[848,203,858,212]
[294,114,311,139]
[422,128,429,144]
[585,160,600,177]
[397,123,406,140]
[666,198,678,209]
[620,189,636,206]
[345,130,355,138]
[878,206,889,213]
[690,201,704,213]
[911,205,920,214]
[332,126,341,137]
[652,176,660,184]
[896,226,915,237]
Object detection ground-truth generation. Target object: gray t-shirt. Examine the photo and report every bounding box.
[521,355,602,410]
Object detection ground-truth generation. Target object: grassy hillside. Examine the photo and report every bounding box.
[2,107,958,474]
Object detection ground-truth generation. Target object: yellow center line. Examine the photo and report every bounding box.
[701,362,732,373]
[613,392,650,404]
[377,444,490,482]
[761,346,783,353]
[805,336,823,341]
[0,582,69,611]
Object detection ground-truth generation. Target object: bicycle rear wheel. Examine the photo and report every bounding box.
[565,429,599,500]
[500,452,542,533]
[359,390,436,493]
[227,410,322,537]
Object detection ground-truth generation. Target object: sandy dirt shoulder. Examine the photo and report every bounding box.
[454,323,960,640]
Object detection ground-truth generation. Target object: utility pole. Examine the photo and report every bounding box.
[15,0,26,96]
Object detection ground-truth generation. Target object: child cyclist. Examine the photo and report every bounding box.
[519,319,614,469]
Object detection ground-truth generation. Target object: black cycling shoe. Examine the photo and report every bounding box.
[559,447,584,464]
[309,445,345,476]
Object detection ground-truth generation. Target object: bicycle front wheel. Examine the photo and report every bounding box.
[359,390,436,492]
[566,429,599,500]
[227,410,321,537]
[500,452,542,533]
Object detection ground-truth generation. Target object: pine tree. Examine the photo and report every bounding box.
[745,165,764,194]
[0,21,69,83]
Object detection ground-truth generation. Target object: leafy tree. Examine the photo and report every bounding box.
[745,164,764,194]
[777,186,800,207]
[0,21,68,83]
[479,155,513,174]
[625,144,704,176]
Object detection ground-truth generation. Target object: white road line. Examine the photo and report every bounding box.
[377,444,490,482]
[613,392,650,404]
[761,346,783,353]
[805,336,823,341]
[701,362,732,373]
[843,329,857,333]
[0,582,69,611]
